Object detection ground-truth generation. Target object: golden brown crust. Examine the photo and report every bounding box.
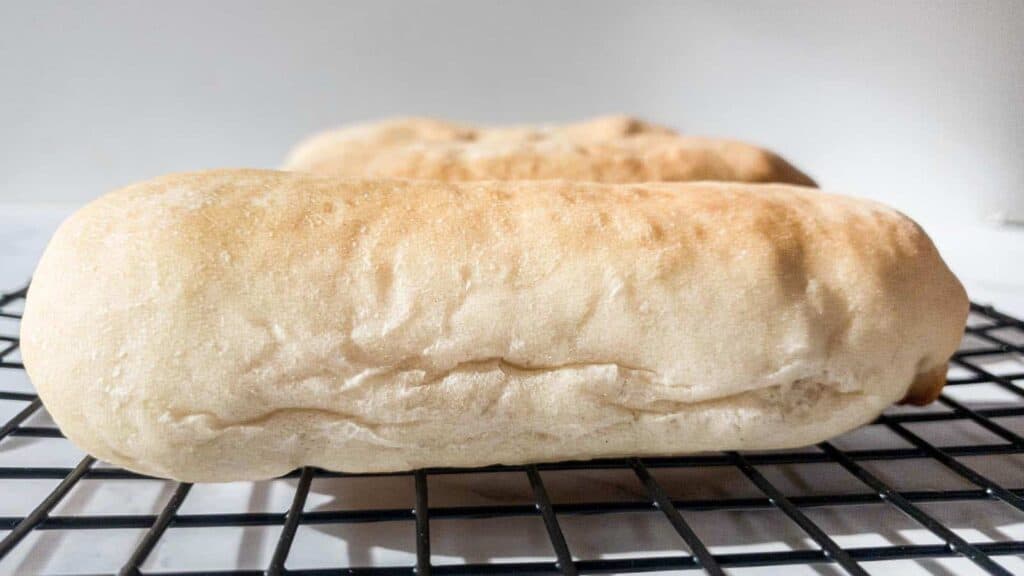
[900,364,949,405]
[284,115,816,186]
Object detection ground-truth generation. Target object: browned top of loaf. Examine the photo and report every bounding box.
[283,115,816,186]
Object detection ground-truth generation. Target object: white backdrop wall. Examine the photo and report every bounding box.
[1,0,1022,227]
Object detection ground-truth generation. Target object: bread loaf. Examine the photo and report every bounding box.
[21,169,966,481]
[284,115,816,186]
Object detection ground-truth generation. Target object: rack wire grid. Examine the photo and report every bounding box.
[1,282,1023,576]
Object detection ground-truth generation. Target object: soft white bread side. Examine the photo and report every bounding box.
[284,115,817,186]
[21,170,966,482]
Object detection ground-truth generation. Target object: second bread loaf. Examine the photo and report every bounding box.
[284,115,816,186]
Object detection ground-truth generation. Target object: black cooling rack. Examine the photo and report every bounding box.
[1,282,1023,575]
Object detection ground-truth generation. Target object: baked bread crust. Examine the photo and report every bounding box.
[284,115,816,186]
[21,170,966,481]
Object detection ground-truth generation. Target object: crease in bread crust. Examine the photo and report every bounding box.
[159,364,858,433]
[134,371,873,481]
[19,169,969,481]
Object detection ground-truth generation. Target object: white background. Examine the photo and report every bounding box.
[1,0,1022,224]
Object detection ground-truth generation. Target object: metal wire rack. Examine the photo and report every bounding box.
[1,282,1023,575]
